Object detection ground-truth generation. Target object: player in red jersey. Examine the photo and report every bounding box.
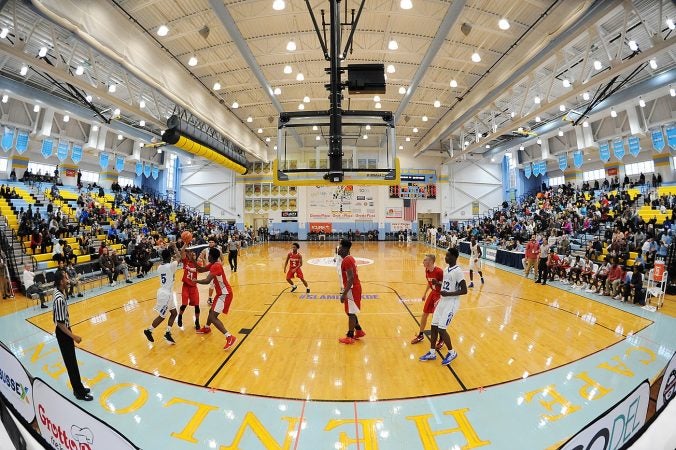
[411,254,444,349]
[284,243,310,293]
[195,248,237,350]
[177,243,202,331]
[337,239,365,344]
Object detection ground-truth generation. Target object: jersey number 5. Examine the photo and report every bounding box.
[161,273,167,284]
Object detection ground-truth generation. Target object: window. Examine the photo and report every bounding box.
[80,170,99,184]
[583,169,605,181]
[166,154,176,191]
[28,161,57,176]
[624,160,654,176]
[0,158,7,172]
[548,176,565,187]
[118,176,134,187]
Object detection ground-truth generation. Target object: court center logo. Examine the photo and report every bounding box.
[307,257,374,267]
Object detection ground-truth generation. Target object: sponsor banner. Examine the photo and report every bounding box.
[0,345,34,422]
[1,127,13,152]
[628,136,640,157]
[70,144,82,164]
[307,257,374,267]
[15,130,29,154]
[573,150,583,168]
[607,167,618,176]
[309,222,332,233]
[667,126,676,149]
[115,155,125,173]
[41,138,54,159]
[613,139,625,160]
[135,162,143,176]
[385,207,402,218]
[656,351,676,412]
[558,154,567,171]
[151,166,159,180]
[33,378,137,450]
[143,162,151,178]
[57,140,69,162]
[281,211,298,218]
[599,141,611,162]
[390,222,411,232]
[560,380,650,450]
[485,247,497,262]
[299,293,379,300]
[524,163,531,178]
[308,185,377,219]
[65,168,76,177]
[99,152,109,170]
[651,129,665,152]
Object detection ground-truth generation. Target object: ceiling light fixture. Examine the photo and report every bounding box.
[562,78,571,88]
[286,40,296,51]
[266,137,271,142]
[450,79,458,88]
[62,115,69,122]
[298,103,304,110]
[157,25,169,36]
[405,137,411,142]
[582,92,590,101]
[433,100,441,108]
[649,59,657,70]
[113,108,120,116]
[533,95,541,104]
[510,111,516,118]
[373,95,381,102]
[117,134,123,140]
[559,104,566,112]
[246,116,253,122]
[296,73,304,81]
[257,128,263,134]
[413,127,418,133]
[386,64,395,73]
[670,85,675,97]
[0,95,7,103]
[273,87,281,95]
[316,135,321,141]
[75,65,84,76]
[398,86,406,94]
[399,145,403,150]
[610,109,617,118]
[20,65,27,76]
[486,144,490,149]
[139,100,146,108]
[583,121,589,127]
[108,84,116,93]
[92,124,99,132]
[422,116,428,122]
[498,18,510,30]
[519,145,524,150]
[558,129,563,137]
[638,97,646,107]
[375,102,382,109]
[38,46,48,58]
[272,0,286,11]
[303,96,310,103]
[668,19,675,30]
[0,28,8,39]
[535,116,541,122]
[283,65,292,74]
[388,39,398,50]
[188,56,198,66]
[85,95,92,102]
[628,40,638,51]
[400,0,413,10]
[471,51,481,62]
[537,138,542,145]
[362,134,368,140]
[593,60,602,70]
[213,82,221,90]
[312,125,318,131]
[139,120,145,127]
[232,101,239,108]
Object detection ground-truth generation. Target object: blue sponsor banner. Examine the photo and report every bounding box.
[152,166,159,180]
[115,155,125,173]
[70,144,82,164]
[56,140,69,162]
[15,131,29,154]
[652,129,665,152]
[599,141,610,162]
[143,162,151,177]
[524,163,531,178]
[99,152,109,170]
[1,128,14,152]
[41,138,53,159]
[558,154,567,171]
[539,160,547,176]
[628,136,640,157]
[667,126,676,149]
[613,139,625,160]
[573,150,583,168]
[135,162,143,176]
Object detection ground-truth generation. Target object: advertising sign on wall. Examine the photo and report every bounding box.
[308,185,377,220]
[0,345,34,422]
[385,207,403,218]
[390,222,411,232]
[33,378,137,450]
[309,222,332,233]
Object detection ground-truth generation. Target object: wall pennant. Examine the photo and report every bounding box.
[70,144,82,164]
[558,154,567,171]
[612,139,625,160]
[628,136,640,157]
[56,140,69,162]
[651,129,665,152]
[151,166,159,180]
[135,161,143,176]
[99,152,109,170]
[539,160,547,176]
[573,150,583,168]
[1,127,14,152]
[143,162,151,177]
[524,163,531,179]
[666,126,676,149]
[115,155,125,173]
[599,141,610,162]
[41,138,54,158]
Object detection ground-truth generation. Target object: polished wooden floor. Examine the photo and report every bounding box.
[6,241,670,401]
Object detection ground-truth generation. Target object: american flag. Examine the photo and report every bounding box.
[403,199,417,222]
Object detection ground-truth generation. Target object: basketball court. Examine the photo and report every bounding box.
[2,241,674,449]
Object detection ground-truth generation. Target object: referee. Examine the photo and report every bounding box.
[53,270,92,401]
[227,237,240,272]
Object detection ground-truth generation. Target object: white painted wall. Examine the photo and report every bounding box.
[179,162,239,220]
[442,160,503,221]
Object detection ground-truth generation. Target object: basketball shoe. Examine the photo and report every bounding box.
[419,351,437,361]
[468,282,474,288]
[290,285,298,292]
[143,329,154,342]
[223,335,237,350]
[164,332,176,345]
[441,350,458,366]
[354,330,366,339]
[411,334,424,344]
[338,336,356,344]
[196,326,211,334]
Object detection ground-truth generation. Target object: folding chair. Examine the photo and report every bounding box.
[644,268,668,310]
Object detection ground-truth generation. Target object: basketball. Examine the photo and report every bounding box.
[181,230,193,244]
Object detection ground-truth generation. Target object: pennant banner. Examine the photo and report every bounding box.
[15,130,29,154]
[524,163,531,179]
[115,155,125,173]
[628,136,640,157]
[652,129,665,152]
[666,126,676,149]
[539,160,547,176]
[599,141,610,162]
[1,128,14,152]
[144,162,151,177]
[152,166,159,180]
[135,162,143,176]
[558,154,568,171]
[99,152,109,170]
[71,144,82,164]
[41,138,54,159]
[613,139,625,160]
[56,140,69,162]
[573,150,583,168]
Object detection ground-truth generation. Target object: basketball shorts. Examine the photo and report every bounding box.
[431,297,459,330]
[469,258,482,271]
[287,267,304,280]
[211,292,233,314]
[423,291,441,314]
[154,290,176,318]
[181,284,200,306]
[343,285,361,314]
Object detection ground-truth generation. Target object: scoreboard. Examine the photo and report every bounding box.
[389,171,437,199]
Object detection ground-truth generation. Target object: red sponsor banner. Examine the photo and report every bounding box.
[606,167,618,176]
[65,168,77,177]
[309,222,332,233]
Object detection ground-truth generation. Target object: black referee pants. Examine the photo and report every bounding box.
[228,250,238,271]
[537,257,549,284]
[55,326,86,396]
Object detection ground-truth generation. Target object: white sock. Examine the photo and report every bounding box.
[166,326,171,333]
[225,332,231,337]
[147,326,154,331]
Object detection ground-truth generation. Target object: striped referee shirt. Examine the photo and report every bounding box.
[52,289,70,328]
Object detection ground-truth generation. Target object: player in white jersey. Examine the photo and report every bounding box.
[468,237,484,288]
[144,245,180,344]
[334,244,344,293]
[419,247,467,366]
